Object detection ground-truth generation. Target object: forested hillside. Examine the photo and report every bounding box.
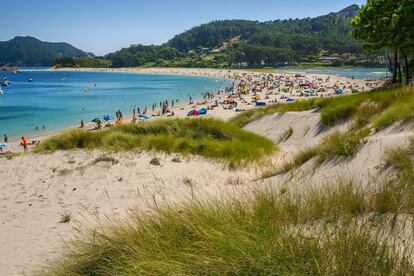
[0,36,88,66]
[102,5,383,68]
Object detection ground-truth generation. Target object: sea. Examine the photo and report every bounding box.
[0,71,232,138]
[0,68,387,139]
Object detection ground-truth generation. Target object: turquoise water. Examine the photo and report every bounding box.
[0,71,232,138]
[282,67,389,80]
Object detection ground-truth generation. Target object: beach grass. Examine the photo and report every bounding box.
[43,179,413,275]
[35,118,275,167]
[317,127,370,161]
[261,127,370,178]
[231,85,414,128]
[374,141,414,214]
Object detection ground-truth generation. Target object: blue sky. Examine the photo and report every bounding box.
[0,0,367,55]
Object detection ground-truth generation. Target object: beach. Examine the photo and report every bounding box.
[3,67,382,153]
[0,67,387,275]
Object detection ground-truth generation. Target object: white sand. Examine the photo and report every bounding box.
[0,68,392,275]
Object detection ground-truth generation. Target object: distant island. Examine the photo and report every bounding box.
[0,36,90,67]
[0,5,384,69]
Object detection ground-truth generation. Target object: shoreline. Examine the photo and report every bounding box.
[2,67,384,153]
[0,67,388,275]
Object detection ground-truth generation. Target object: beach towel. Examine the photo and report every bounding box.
[255,102,266,107]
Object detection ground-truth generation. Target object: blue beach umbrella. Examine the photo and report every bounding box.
[0,143,9,149]
[103,115,114,121]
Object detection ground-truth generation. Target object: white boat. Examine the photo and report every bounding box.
[0,89,3,96]
[1,77,9,87]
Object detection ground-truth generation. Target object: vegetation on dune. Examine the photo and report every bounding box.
[317,128,370,161]
[375,139,414,214]
[44,178,414,276]
[232,85,414,128]
[373,92,414,129]
[53,56,112,68]
[256,85,414,178]
[35,118,274,167]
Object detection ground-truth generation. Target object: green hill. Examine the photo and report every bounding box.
[0,36,90,66]
[103,5,383,68]
[168,5,360,53]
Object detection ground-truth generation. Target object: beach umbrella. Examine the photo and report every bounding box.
[103,115,114,121]
[199,108,208,115]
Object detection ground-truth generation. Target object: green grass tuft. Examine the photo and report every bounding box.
[277,126,294,143]
[36,118,275,167]
[373,91,414,129]
[317,128,370,161]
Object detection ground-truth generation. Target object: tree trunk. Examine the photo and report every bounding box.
[397,51,402,84]
[398,63,402,84]
[404,53,410,85]
[392,50,398,83]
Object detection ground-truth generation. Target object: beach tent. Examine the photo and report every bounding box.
[336,88,344,95]
[92,118,101,124]
[199,108,208,115]
[139,114,151,120]
[286,98,296,102]
[256,102,266,107]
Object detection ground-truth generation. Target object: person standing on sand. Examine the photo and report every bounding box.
[21,136,28,153]
[4,134,7,143]
[80,120,84,128]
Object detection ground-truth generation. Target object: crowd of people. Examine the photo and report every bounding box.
[2,70,383,154]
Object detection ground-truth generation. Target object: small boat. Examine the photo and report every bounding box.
[1,77,10,87]
[28,79,33,82]
[0,89,3,96]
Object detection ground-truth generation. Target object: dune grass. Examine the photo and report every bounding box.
[255,85,414,178]
[35,118,275,167]
[44,179,413,276]
[375,140,414,214]
[317,128,371,161]
[373,92,414,129]
[261,128,371,178]
[231,85,414,128]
